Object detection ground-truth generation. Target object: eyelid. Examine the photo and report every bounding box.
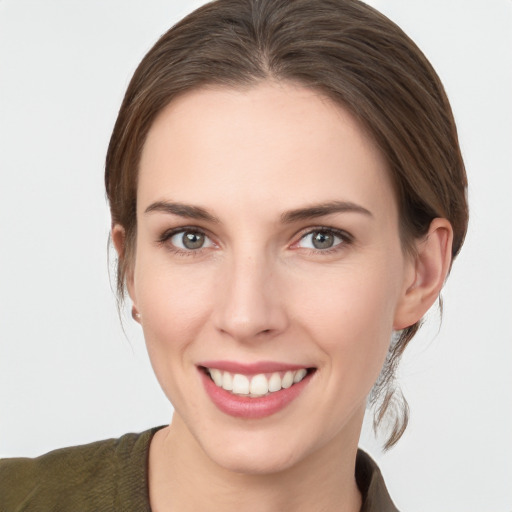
[159,225,201,240]
[291,226,354,251]
[157,224,353,253]
[157,225,217,251]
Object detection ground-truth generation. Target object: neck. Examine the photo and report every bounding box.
[149,412,363,512]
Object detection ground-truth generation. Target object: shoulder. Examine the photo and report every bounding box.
[0,428,160,512]
[356,449,400,512]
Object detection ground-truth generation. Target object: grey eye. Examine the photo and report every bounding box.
[298,230,343,250]
[183,232,204,249]
[170,230,213,250]
[312,231,335,249]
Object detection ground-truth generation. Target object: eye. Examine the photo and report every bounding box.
[296,229,347,251]
[168,229,215,251]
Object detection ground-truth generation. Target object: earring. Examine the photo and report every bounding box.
[131,305,141,322]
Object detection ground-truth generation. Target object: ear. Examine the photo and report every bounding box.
[393,218,453,330]
[111,224,137,310]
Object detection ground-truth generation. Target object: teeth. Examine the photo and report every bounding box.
[293,368,307,383]
[232,374,250,395]
[222,371,233,391]
[281,371,294,389]
[210,368,223,387]
[268,372,282,392]
[207,368,309,397]
[250,374,269,395]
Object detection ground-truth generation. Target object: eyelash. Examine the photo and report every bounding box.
[293,227,353,255]
[157,226,215,258]
[157,226,353,256]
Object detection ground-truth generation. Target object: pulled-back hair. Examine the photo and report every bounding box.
[105,0,468,448]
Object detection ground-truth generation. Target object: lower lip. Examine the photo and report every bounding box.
[199,369,313,419]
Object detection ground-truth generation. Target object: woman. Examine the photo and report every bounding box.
[0,0,470,510]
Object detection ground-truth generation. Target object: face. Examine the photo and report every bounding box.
[128,82,415,474]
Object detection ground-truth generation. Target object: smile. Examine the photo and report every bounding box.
[205,367,309,397]
[198,362,315,419]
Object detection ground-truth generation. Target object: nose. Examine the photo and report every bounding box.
[212,252,289,343]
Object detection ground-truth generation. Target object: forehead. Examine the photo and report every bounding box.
[138,82,396,221]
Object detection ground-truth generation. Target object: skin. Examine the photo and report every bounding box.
[113,81,452,512]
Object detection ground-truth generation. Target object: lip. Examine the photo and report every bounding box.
[198,364,314,419]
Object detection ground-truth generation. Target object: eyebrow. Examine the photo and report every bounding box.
[144,201,220,223]
[280,201,373,223]
[144,199,372,224]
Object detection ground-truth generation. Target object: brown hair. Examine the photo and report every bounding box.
[105,0,468,448]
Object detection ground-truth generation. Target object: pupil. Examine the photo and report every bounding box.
[312,231,334,249]
[183,232,204,249]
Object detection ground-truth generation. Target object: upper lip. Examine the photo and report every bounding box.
[198,360,312,374]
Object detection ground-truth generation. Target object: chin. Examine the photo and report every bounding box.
[207,441,303,475]
[193,422,322,476]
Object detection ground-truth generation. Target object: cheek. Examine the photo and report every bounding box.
[293,257,402,375]
[132,259,219,411]
[133,255,216,356]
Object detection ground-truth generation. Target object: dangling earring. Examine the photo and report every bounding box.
[132,305,141,323]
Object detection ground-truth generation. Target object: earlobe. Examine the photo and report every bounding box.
[393,218,453,330]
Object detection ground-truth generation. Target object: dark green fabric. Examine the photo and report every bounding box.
[0,428,159,511]
[356,450,399,512]
[0,428,398,511]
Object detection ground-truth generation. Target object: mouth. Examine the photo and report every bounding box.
[202,366,312,397]
[198,362,316,419]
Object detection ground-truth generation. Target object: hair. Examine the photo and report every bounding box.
[105,0,468,449]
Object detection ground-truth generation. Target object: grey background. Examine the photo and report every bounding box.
[1,1,511,510]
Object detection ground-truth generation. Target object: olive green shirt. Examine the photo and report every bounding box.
[0,428,398,511]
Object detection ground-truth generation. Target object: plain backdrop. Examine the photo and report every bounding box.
[0,1,511,511]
